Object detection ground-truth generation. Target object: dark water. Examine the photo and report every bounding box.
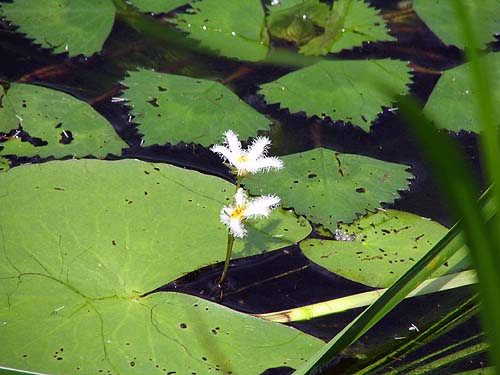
[0,0,489,373]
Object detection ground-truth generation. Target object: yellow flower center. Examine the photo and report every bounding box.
[237,155,248,163]
[231,206,246,220]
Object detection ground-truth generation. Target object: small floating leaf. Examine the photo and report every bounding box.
[300,209,470,288]
[121,69,271,146]
[0,159,316,374]
[244,147,412,231]
[174,0,269,62]
[413,0,500,49]
[129,0,189,13]
[0,0,116,56]
[423,52,500,133]
[259,59,411,131]
[300,0,395,56]
[267,0,330,45]
[0,84,126,158]
[0,156,9,172]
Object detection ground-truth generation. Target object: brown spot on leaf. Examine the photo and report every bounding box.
[146,97,159,107]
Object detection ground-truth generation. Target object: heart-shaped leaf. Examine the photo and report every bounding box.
[300,209,470,288]
[121,69,271,146]
[413,0,500,49]
[0,159,316,374]
[0,83,126,158]
[244,147,412,231]
[259,59,411,131]
[174,0,269,62]
[0,85,18,132]
[0,0,116,56]
[423,52,500,133]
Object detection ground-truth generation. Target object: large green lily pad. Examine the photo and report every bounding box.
[423,52,500,133]
[0,0,116,56]
[174,0,269,62]
[0,159,316,374]
[300,209,469,288]
[0,85,18,132]
[259,59,411,131]
[121,69,271,146]
[413,0,500,49]
[244,148,412,231]
[0,83,126,158]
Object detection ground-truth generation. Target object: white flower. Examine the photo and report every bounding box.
[221,188,280,238]
[211,130,284,176]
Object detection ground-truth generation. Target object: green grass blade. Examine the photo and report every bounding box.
[294,94,497,375]
[402,340,487,375]
[354,294,479,375]
[293,220,465,374]
[256,270,476,322]
[451,2,500,252]
[450,4,500,370]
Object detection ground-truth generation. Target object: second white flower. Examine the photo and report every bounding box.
[221,188,280,238]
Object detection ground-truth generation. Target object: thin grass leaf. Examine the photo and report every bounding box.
[400,340,488,375]
[256,270,477,322]
[293,220,465,374]
[447,2,500,370]
[294,94,496,374]
[353,294,479,375]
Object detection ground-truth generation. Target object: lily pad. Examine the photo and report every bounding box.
[423,52,500,133]
[267,0,330,45]
[413,0,500,49]
[259,59,411,131]
[174,0,269,62]
[129,0,189,13]
[121,69,271,146]
[0,85,18,132]
[244,147,412,232]
[0,83,126,158]
[300,0,395,56]
[300,209,470,288]
[0,159,316,374]
[0,0,116,57]
[0,157,9,172]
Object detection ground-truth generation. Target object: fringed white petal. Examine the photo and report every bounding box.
[244,156,284,174]
[224,130,242,155]
[244,195,280,218]
[247,136,271,160]
[220,207,231,226]
[229,217,247,238]
[233,188,247,207]
[258,156,284,171]
[210,144,236,164]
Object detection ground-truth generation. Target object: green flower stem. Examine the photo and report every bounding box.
[217,175,244,286]
[236,175,243,190]
[218,232,235,286]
